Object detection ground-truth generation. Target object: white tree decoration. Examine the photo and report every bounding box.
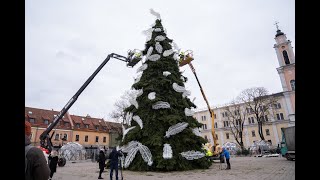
[184,108,195,116]
[163,49,174,57]
[120,141,139,153]
[180,151,205,160]
[163,71,171,77]
[154,28,162,32]
[134,73,142,83]
[163,143,173,159]
[192,128,202,137]
[155,35,165,41]
[142,28,154,42]
[155,42,163,53]
[120,155,125,168]
[132,115,143,129]
[137,63,148,73]
[122,125,136,141]
[148,92,156,100]
[180,76,186,82]
[124,146,140,168]
[165,122,188,138]
[150,8,161,20]
[152,101,171,109]
[170,41,180,52]
[129,97,139,109]
[126,112,133,126]
[146,46,154,58]
[173,52,180,61]
[172,83,186,92]
[138,143,153,166]
[182,90,191,98]
[148,54,161,61]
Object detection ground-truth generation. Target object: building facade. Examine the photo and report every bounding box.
[25,106,122,149]
[194,27,295,149]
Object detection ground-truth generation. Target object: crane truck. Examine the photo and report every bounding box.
[179,50,221,161]
[280,126,295,161]
[38,50,143,166]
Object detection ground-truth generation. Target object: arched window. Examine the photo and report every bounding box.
[282,50,290,65]
[290,80,295,91]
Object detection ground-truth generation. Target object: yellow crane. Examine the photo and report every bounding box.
[179,50,221,160]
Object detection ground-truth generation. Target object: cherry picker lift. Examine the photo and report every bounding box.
[179,50,221,161]
[39,49,142,166]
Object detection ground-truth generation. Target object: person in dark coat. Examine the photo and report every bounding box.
[25,121,50,180]
[221,147,231,170]
[98,150,106,179]
[48,150,59,180]
[109,148,123,180]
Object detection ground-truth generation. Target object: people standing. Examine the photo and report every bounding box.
[221,147,231,170]
[109,148,123,180]
[48,150,59,180]
[98,150,106,179]
[25,120,50,180]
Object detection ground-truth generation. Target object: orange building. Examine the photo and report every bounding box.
[25,107,121,149]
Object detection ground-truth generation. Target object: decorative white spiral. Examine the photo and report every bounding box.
[120,141,139,153]
[148,92,156,100]
[184,108,195,116]
[124,146,139,168]
[163,49,174,57]
[146,46,154,58]
[172,83,186,93]
[154,28,162,32]
[164,122,188,138]
[137,63,148,73]
[180,151,205,160]
[125,112,133,126]
[147,54,161,61]
[163,143,173,159]
[155,35,165,41]
[132,115,143,129]
[182,90,191,98]
[122,125,136,141]
[152,101,171,109]
[163,71,171,77]
[138,143,153,166]
[155,42,163,53]
[173,53,180,61]
[192,128,202,137]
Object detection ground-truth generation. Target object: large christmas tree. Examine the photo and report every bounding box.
[119,10,212,171]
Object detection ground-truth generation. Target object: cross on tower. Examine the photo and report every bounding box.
[274,21,279,30]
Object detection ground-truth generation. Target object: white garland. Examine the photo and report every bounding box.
[122,125,136,141]
[136,63,148,73]
[182,90,191,98]
[142,28,154,42]
[152,101,171,109]
[184,108,195,116]
[192,128,202,137]
[155,42,163,53]
[164,122,188,138]
[132,115,143,129]
[163,49,174,57]
[134,73,142,83]
[124,146,139,168]
[173,52,180,61]
[180,151,205,160]
[129,97,139,109]
[155,35,165,41]
[125,112,133,126]
[138,143,153,166]
[172,83,186,93]
[163,71,171,77]
[163,143,173,159]
[147,54,161,61]
[148,92,156,100]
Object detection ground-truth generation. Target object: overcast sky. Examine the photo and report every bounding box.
[25,0,295,121]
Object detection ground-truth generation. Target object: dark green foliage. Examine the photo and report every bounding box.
[121,19,212,171]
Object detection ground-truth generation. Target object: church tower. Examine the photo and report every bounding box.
[273,22,295,125]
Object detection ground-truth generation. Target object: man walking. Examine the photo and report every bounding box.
[221,147,231,170]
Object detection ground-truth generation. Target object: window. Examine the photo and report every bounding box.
[226,133,229,139]
[95,136,99,142]
[282,50,290,64]
[85,124,89,128]
[215,134,218,140]
[103,126,107,130]
[277,113,284,120]
[236,119,241,126]
[202,124,207,129]
[214,114,217,119]
[214,122,218,128]
[204,135,208,141]
[54,134,59,140]
[201,116,207,121]
[251,117,254,123]
[62,133,68,141]
[265,115,268,122]
[103,137,106,143]
[225,112,228,117]
[223,121,229,127]
[248,117,254,124]
[280,113,284,120]
[274,103,281,109]
[290,80,295,91]
[252,130,256,137]
[29,118,35,124]
[95,126,99,130]
[75,135,79,141]
[76,123,80,128]
[222,113,225,117]
[44,119,49,125]
[85,135,88,142]
[266,129,270,136]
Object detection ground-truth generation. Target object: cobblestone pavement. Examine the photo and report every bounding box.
[53,156,295,180]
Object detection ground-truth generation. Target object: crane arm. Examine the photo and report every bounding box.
[39,52,140,152]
